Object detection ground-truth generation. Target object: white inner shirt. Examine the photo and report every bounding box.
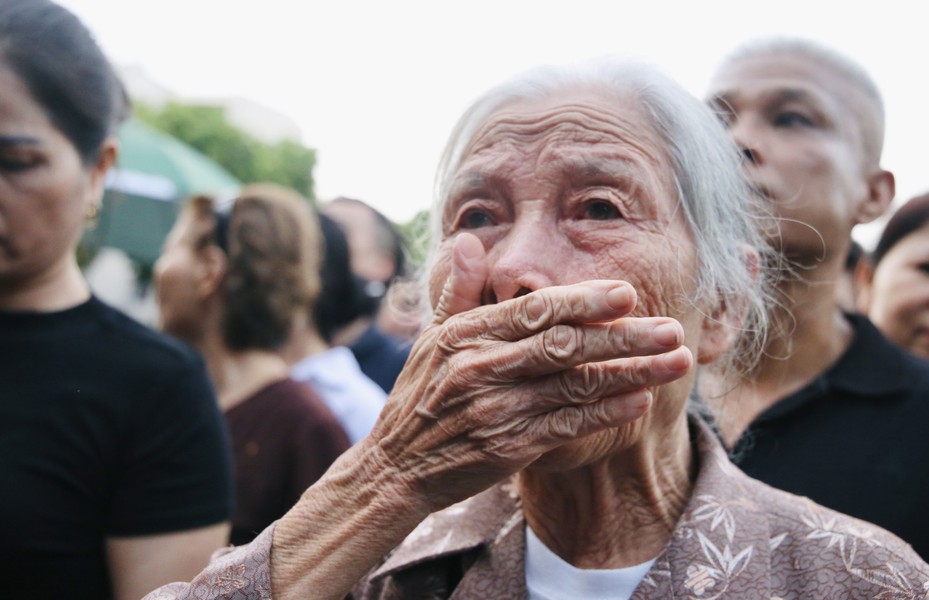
[525,525,656,600]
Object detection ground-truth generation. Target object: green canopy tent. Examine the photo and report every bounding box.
[82,119,240,268]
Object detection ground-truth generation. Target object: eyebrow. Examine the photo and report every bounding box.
[554,155,652,192]
[0,135,41,147]
[710,87,822,110]
[767,88,820,105]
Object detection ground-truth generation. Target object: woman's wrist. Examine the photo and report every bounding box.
[269,436,431,599]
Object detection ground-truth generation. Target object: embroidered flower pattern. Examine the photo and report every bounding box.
[212,565,248,591]
[681,531,754,599]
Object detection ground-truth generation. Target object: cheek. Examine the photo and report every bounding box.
[40,164,90,236]
[598,232,697,319]
[155,256,194,311]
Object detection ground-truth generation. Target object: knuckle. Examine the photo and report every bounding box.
[437,314,470,352]
[515,293,553,332]
[541,324,582,363]
[556,363,605,400]
[615,356,657,388]
[444,353,472,388]
[607,319,635,354]
[546,410,580,440]
[576,400,611,431]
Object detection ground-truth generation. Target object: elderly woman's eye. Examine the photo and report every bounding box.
[459,208,495,229]
[583,200,621,221]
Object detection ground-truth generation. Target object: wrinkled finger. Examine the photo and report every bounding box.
[465,387,654,445]
[432,233,489,325]
[533,388,654,445]
[493,345,693,418]
[442,280,639,345]
[548,345,692,408]
[476,316,684,381]
[435,345,692,419]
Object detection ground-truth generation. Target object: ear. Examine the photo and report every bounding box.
[696,246,760,365]
[196,245,228,300]
[84,136,119,210]
[855,169,895,225]
[854,257,875,313]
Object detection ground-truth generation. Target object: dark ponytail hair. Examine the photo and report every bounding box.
[0,0,129,163]
[872,193,929,267]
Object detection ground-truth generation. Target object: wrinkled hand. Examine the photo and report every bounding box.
[368,233,693,512]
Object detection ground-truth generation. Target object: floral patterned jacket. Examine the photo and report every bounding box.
[146,420,929,599]
[354,420,929,599]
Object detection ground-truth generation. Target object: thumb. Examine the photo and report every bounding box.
[432,233,488,325]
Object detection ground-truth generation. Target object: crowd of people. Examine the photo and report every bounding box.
[2,1,928,598]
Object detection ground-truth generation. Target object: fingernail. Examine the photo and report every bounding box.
[654,322,682,346]
[605,285,633,310]
[661,347,692,371]
[631,389,652,410]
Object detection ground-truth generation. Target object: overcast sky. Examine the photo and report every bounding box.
[60,0,927,244]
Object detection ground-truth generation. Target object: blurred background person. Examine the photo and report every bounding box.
[322,197,418,392]
[0,1,233,598]
[323,197,406,310]
[155,184,350,546]
[283,213,387,444]
[704,38,929,558]
[856,192,929,359]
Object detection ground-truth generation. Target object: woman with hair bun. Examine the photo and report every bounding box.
[155,184,350,547]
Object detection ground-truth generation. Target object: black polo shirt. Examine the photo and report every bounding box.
[731,313,929,560]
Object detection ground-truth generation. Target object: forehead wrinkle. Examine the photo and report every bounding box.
[466,101,657,156]
[472,109,668,187]
[449,144,526,193]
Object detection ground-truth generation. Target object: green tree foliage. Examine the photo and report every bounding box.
[135,102,317,201]
[397,209,432,271]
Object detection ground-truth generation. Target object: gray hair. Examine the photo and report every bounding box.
[430,57,778,375]
[713,37,885,165]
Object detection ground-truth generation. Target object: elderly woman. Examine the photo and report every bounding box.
[147,59,929,600]
[857,193,929,359]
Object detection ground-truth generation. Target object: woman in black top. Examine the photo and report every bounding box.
[0,2,233,598]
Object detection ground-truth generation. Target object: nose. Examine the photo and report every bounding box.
[486,221,560,303]
[727,116,764,167]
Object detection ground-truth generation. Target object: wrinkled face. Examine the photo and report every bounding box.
[154,211,212,343]
[707,53,873,262]
[0,62,104,287]
[430,88,708,469]
[867,225,929,358]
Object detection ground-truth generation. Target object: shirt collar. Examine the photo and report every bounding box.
[368,419,772,589]
[371,480,523,579]
[290,346,362,384]
[826,312,920,396]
